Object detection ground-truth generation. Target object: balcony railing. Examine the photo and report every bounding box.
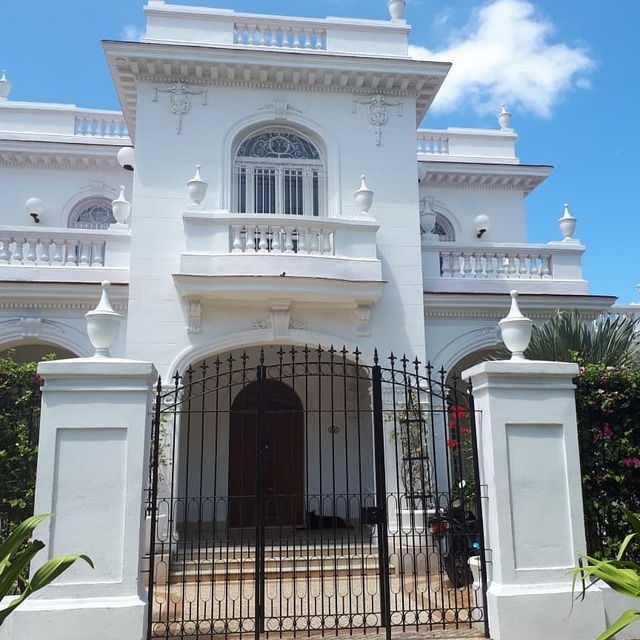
[417,128,518,162]
[73,112,128,138]
[144,6,409,57]
[180,212,382,287]
[422,241,588,295]
[0,226,130,283]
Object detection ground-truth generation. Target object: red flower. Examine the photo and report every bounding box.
[446,438,458,449]
[449,405,467,419]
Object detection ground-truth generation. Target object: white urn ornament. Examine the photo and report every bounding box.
[420,200,437,243]
[497,104,512,130]
[0,70,10,100]
[388,0,406,20]
[85,281,123,358]
[187,164,208,207]
[354,175,374,217]
[498,290,533,361]
[558,203,577,242]
[111,185,132,226]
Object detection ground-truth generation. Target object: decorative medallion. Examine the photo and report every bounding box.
[153,81,207,134]
[352,94,403,146]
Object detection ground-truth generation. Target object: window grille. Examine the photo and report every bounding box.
[233,129,326,217]
[68,198,116,229]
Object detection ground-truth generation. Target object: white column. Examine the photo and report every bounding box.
[7,357,157,640]
[463,360,606,640]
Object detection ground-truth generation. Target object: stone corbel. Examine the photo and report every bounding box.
[355,301,373,337]
[186,298,202,334]
[270,300,292,340]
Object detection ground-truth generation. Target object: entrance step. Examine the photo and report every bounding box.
[167,551,382,582]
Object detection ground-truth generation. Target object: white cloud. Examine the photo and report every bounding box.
[122,25,144,42]
[410,0,595,118]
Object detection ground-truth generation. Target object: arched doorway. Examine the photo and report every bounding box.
[228,379,304,527]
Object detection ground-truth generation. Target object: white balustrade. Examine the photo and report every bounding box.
[440,249,552,279]
[74,114,128,138]
[0,227,129,269]
[417,133,449,155]
[230,221,334,255]
[234,22,326,50]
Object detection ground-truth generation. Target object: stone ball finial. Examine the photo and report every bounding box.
[85,281,123,358]
[498,290,533,360]
[0,70,11,100]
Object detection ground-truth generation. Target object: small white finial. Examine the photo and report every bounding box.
[85,281,123,358]
[111,185,132,226]
[497,104,512,130]
[354,174,374,217]
[187,164,208,207]
[387,0,407,20]
[558,202,577,242]
[0,70,11,101]
[498,290,533,360]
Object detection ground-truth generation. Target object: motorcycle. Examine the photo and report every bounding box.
[428,506,480,587]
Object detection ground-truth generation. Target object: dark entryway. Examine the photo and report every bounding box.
[228,380,304,527]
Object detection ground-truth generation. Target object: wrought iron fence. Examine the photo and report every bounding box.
[145,346,488,639]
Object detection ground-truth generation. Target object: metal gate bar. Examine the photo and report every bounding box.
[145,346,488,639]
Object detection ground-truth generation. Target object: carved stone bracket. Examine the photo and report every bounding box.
[258,100,302,121]
[352,94,403,146]
[251,301,307,339]
[186,299,202,333]
[153,81,207,134]
[355,302,373,337]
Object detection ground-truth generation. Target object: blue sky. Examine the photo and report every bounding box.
[2,0,638,304]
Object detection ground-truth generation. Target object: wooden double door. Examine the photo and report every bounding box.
[228,380,304,527]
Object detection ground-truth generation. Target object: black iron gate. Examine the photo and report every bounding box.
[146,346,488,639]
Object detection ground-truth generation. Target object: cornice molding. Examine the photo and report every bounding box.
[0,141,124,171]
[423,293,616,321]
[104,40,450,136]
[421,163,552,195]
[0,282,129,313]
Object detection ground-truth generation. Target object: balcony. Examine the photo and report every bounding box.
[174,212,384,306]
[417,128,518,164]
[0,226,131,284]
[422,241,588,296]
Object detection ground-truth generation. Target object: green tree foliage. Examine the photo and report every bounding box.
[523,310,639,367]
[0,352,45,538]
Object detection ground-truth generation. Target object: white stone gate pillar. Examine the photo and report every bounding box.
[7,355,157,640]
[463,359,606,640]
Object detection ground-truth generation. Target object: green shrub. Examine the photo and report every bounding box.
[576,363,640,560]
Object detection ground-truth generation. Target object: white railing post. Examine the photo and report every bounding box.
[7,355,157,640]
[463,360,607,639]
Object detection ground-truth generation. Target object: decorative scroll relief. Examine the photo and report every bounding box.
[153,81,207,134]
[258,100,302,121]
[352,94,403,146]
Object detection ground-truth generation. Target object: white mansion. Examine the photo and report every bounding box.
[0,0,615,379]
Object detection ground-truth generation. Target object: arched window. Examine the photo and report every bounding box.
[233,128,326,216]
[433,214,455,242]
[68,198,115,229]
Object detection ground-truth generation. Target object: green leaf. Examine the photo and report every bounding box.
[29,554,94,591]
[0,514,50,571]
[596,609,640,640]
